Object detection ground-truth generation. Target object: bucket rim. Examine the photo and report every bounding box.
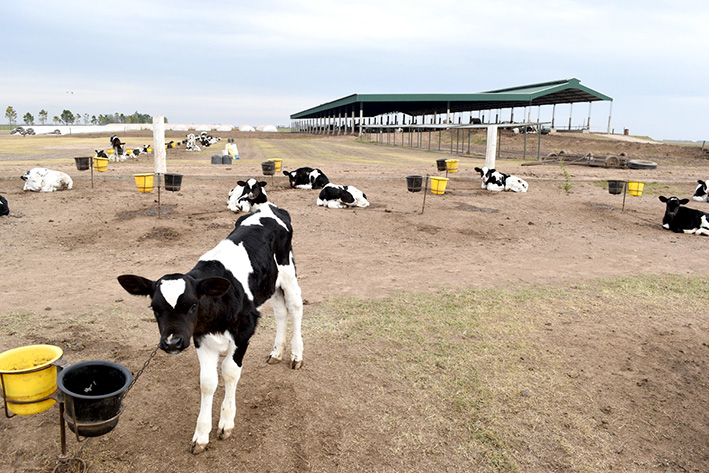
[406,175,425,179]
[430,176,449,182]
[57,360,133,400]
[0,344,63,374]
[133,173,154,178]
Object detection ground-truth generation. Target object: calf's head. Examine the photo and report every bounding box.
[118,274,231,354]
[659,196,689,216]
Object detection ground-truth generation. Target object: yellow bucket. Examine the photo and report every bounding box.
[125,148,133,155]
[106,149,114,155]
[628,181,644,196]
[134,173,154,193]
[268,159,282,173]
[93,157,109,172]
[0,345,63,415]
[430,176,449,195]
[147,147,153,153]
[445,159,459,173]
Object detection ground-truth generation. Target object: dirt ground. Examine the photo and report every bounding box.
[1,129,709,472]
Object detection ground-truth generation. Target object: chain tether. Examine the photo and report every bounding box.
[125,344,160,395]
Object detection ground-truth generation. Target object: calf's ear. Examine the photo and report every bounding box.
[658,196,667,202]
[237,181,246,186]
[196,277,231,298]
[118,275,155,296]
[259,181,268,188]
[680,198,690,205]
[282,170,289,176]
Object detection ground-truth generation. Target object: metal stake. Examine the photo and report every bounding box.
[421,175,428,214]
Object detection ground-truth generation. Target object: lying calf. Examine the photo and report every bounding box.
[21,168,73,192]
[659,195,709,235]
[317,183,369,208]
[283,167,329,189]
[474,166,528,193]
[227,178,268,213]
[692,180,709,202]
[0,195,8,216]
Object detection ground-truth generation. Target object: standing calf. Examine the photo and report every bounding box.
[659,196,709,235]
[118,203,303,454]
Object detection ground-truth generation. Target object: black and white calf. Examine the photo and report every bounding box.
[110,134,125,159]
[659,196,709,235]
[227,178,268,213]
[474,166,528,193]
[21,168,73,192]
[199,131,221,147]
[95,149,109,158]
[317,183,370,208]
[693,180,709,202]
[283,167,330,189]
[118,202,303,454]
[184,133,201,152]
[127,144,150,158]
[0,195,8,217]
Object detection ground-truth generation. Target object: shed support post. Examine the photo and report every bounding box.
[485,125,498,169]
[607,101,613,134]
[153,115,166,174]
[359,105,363,137]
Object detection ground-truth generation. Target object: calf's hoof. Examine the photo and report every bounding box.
[218,427,233,440]
[266,354,281,364]
[190,441,207,455]
[290,357,303,370]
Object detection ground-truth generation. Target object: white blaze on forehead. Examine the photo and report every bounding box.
[160,278,186,309]
[200,240,254,301]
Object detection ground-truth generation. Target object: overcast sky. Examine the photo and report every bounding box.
[1,1,707,140]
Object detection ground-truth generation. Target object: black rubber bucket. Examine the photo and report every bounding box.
[406,175,424,192]
[608,180,625,195]
[261,161,275,176]
[436,158,447,171]
[222,155,233,165]
[57,360,132,437]
[211,154,222,165]
[164,173,183,192]
[74,157,91,171]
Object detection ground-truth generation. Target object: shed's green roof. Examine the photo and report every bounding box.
[290,78,611,119]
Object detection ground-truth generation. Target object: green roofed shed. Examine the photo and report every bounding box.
[290,78,612,120]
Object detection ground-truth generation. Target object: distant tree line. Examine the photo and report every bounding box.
[4,106,162,127]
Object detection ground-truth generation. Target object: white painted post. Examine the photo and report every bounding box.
[153,116,166,174]
[485,125,498,169]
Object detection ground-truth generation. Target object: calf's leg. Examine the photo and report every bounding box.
[192,345,220,454]
[217,341,242,441]
[278,261,304,369]
[267,288,288,364]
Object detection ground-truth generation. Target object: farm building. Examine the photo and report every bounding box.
[289,78,613,136]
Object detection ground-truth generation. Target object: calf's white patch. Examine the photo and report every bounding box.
[160,278,186,309]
